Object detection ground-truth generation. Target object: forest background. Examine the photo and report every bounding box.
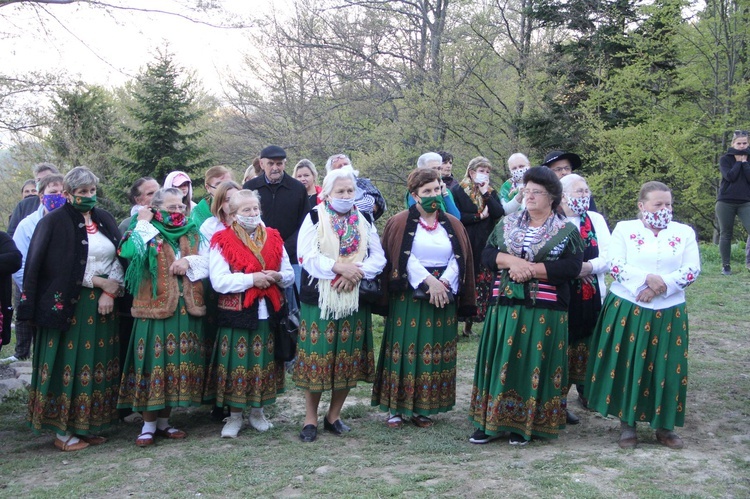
[1,0,748,243]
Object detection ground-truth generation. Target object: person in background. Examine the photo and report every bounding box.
[1,174,66,365]
[21,180,37,199]
[0,232,21,355]
[542,150,598,212]
[118,177,160,235]
[715,129,750,275]
[438,150,458,190]
[206,189,294,437]
[20,166,124,452]
[468,166,583,446]
[295,166,386,442]
[243,157,262,184]
[199,181,242,243]
[373,168,475,429]
[164,171,197,216]
[559,173,611,422]
[499,153,528,213]
[585,181,700,450]
[294,159,322,209]
[325,154,386,223]
[117,187,208,447]
[8,163,60,237]
[404,152,461,218]
[191,165,234,229]
[450,156,504,337]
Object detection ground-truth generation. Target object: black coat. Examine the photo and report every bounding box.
[0,232,22,347]
[243,173,309,262]
[17,204,121,331]
[7,196,40,237]
[450,184,504,274]
[718,152,750,204]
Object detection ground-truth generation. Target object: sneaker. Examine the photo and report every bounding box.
[122,412,144,424]
[722,265,732,276]
[509,433,529,446]
[0,355,19,364]
[248,409,273,432]
[221,417,243,438]
[469,429,502,444]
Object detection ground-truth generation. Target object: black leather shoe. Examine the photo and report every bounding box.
[323,417,351,435]
[299,424,317,442]
[566,409,580,425]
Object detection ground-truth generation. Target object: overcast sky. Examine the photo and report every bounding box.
[3,0,282,94]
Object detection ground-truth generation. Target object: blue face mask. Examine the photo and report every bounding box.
[42,193,66,212]
[329,197,355,214]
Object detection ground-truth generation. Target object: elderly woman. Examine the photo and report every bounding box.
[451,156,505,336]
[585,181,700,449]
[499,153,528,213]
[19,166,124,451]
[199,180,242,243]
[559,174,611,420]
[295,166,386,442]
[468,166,583,446]
[191,165,234,229]
[294,159,322,209]
[206,190,294,438]
[164,170,196,216]
[404,152,461,218]
[373,168,476,429]
[716,130,750,275]
[117,187,207,447]
[325,154,386,223]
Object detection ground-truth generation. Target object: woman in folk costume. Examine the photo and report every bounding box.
[372,168,476,429]
[294,166,386,443]
[117,187,208,447]
[468,166,583,446]
[206,189,294,438]
[21,166,123,452]
[585,181,700,449]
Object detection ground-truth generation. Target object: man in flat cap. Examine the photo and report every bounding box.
[243,145,309,290]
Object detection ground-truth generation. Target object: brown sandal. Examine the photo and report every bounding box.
[386,414,403,429]
[135,432,155,447]
[410,415,434,428]
[54,435,90,452]
[77,434,107,445]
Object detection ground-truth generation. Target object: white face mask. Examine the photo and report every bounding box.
[474,172,489,184]
[329,197,355,214]
[236,214,262,230]
[511,166,529,184]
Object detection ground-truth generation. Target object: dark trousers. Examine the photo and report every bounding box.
[715,200,750,266]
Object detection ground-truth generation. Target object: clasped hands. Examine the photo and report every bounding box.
[508,260,536,283]
[331,262,364,293]
[253,270,283,289]
[636,274,667,303]
[423,275,451,309]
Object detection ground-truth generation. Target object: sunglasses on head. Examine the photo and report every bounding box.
[734,130,749,137]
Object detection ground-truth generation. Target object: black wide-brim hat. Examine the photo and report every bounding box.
[542,150,581,170]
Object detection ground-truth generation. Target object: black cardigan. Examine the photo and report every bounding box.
[0,232,22,347]
[17,204,121,331]
[450,184,504,274]
[718,151,750,204]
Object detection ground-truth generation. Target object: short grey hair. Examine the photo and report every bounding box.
[150,187,183,209]
[417,152,443,169]
[63,166,99,193]
[33,162,60,177]
[325,154,356,174]
[321,165,357,198]
[559,173,587,194]
[507,153,530,168]
[228,189,261,215]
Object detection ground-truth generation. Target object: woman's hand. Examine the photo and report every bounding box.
[423,275,450,308]
[478,180,489,195]
[137,207,154,222]
[332,262,364,282]
[636,287,657,303]
[253,272,276,289]
[645,274,667,295]
[169,258,189,276]
[511,187,524,203]
[578,261,593,278]
[97,293,114,315]
[262,270,282,284]
[735,154,748,162]
[332,276,356,293]
[508,259,534,282]
[93,276,121,296]
[479,206,489,220]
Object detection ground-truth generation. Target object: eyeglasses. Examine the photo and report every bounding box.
[550,165,572,173]
[523,189,549,197]
[165,204,187,212]
[569,188,591,196]
[206,183,218,190]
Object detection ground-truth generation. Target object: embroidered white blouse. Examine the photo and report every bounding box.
[407,223,460,293]
[82,229,124,288]
[608,219,700,310]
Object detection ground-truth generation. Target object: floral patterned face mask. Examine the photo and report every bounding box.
[566,195,590,216]
[641,207,672,229]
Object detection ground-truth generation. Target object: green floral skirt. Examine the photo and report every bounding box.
[204,321,285,409]
[293,303,375,392]
[568,337,591,385]
[371,290,458,417]
[469,302,569,440]
[584,294,689,429]
[27,288,120,435]
[117,298,206,412]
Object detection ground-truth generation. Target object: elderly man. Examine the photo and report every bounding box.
[325,153,386,223]
[118,177,160,234]
[1,174,66,364]
[7,163,60,237]
[404,152,461,217]
[243,145,309,289]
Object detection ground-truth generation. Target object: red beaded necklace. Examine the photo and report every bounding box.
[418,216,439,232]
[85,221,98,234]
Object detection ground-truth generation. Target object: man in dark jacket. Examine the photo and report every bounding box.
[243,145,309,290]
[7,163,60,237]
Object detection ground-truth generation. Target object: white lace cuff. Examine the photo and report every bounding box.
[185,254,209,281]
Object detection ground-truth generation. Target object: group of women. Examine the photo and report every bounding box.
[18,148,700,452]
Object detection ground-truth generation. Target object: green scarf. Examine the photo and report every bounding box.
[122,211,201,298]
[191,198,213,229]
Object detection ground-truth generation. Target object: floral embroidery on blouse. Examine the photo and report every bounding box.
[667,235,682,255]
[675,267,699,289]
[52,291,64,311]
[629,232,645,251]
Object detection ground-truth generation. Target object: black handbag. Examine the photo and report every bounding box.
[412,284,454,303]
[274,288,300,362]
[359,278,382,303]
